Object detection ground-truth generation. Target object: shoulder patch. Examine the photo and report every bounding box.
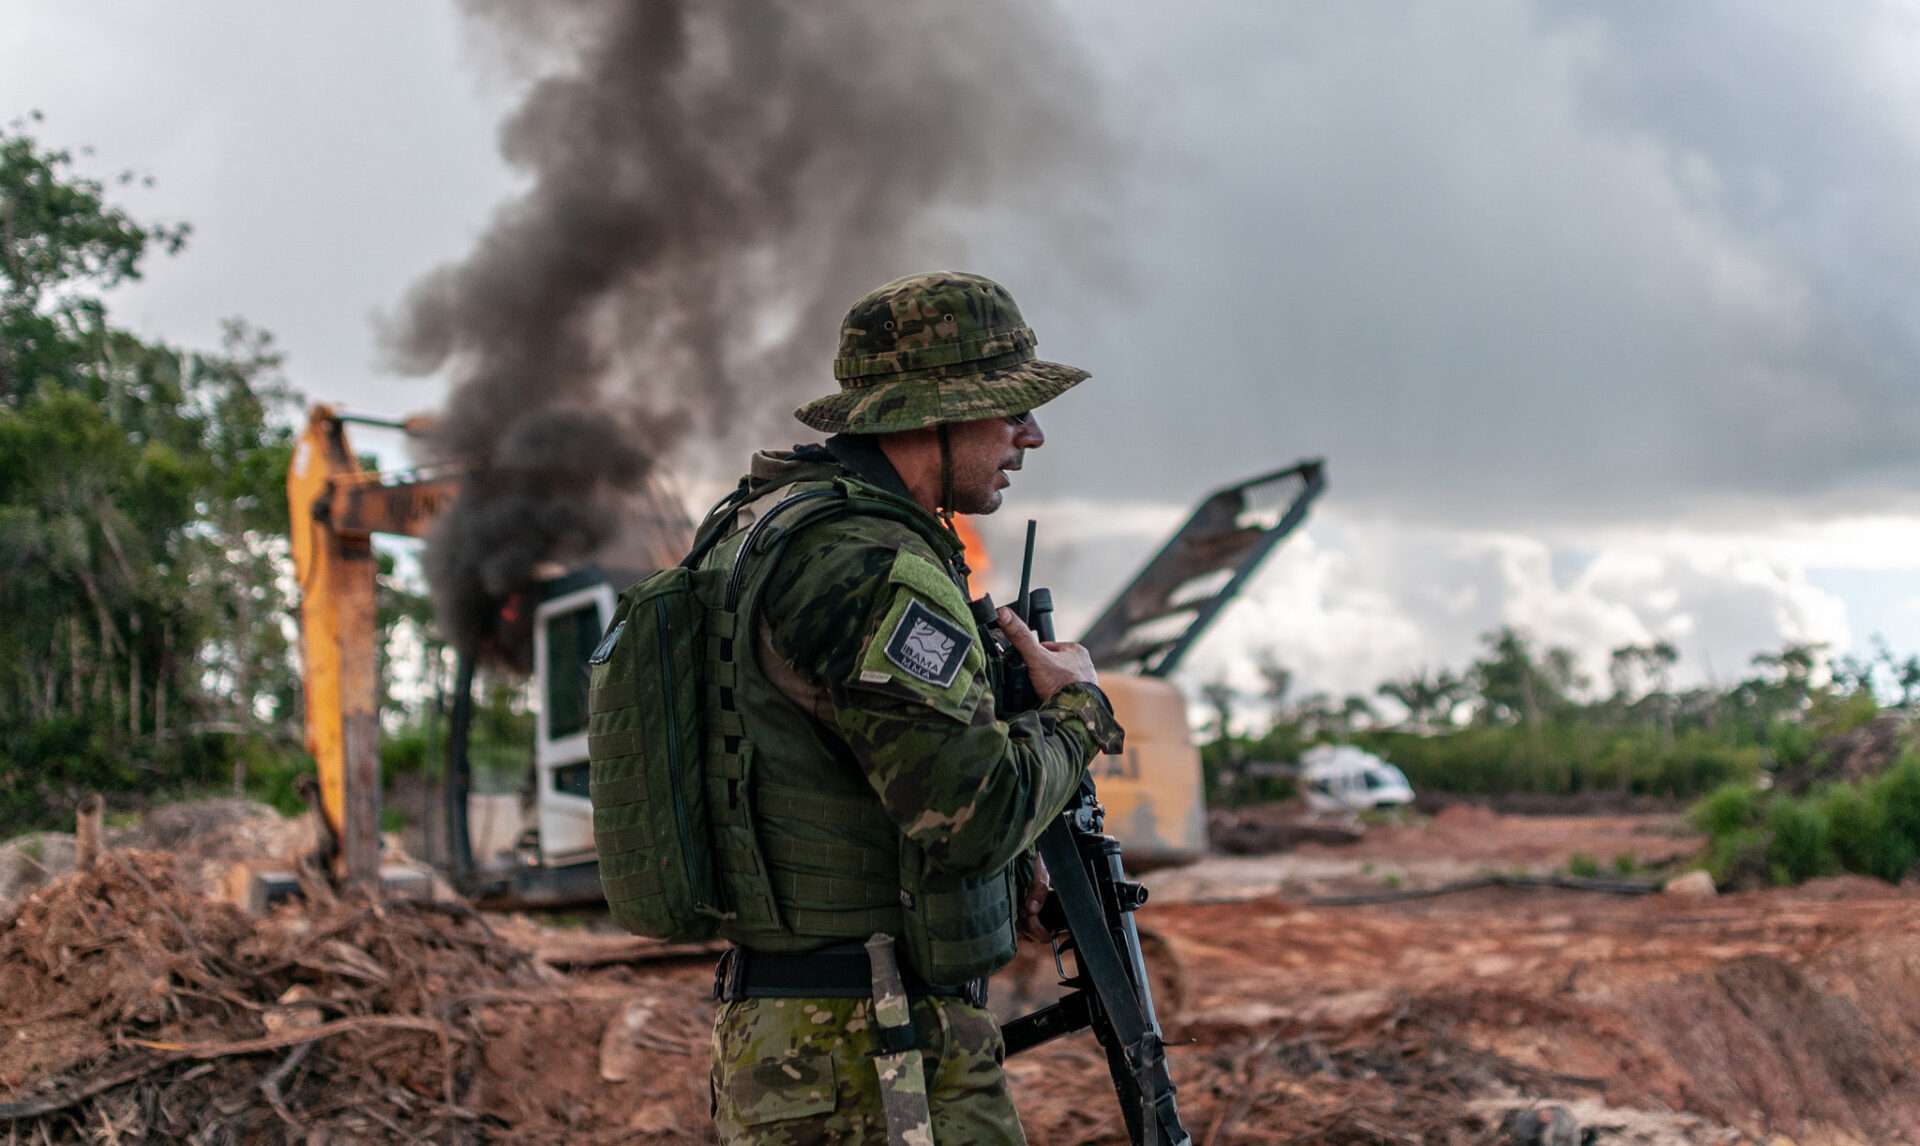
[588,620,626,665]
[883,599,974,688]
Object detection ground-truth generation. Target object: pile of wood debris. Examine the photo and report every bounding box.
[0,850,712,1144]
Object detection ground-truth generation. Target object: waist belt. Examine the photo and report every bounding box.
[714,943,988,1008]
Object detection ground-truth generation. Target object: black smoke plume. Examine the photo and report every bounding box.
[388,0,1121,666]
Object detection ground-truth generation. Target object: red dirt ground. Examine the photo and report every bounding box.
[6,806,1917,1144]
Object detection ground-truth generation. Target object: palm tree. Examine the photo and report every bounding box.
[1609,640,1680,742]
[1376,667,1468,732]
[1254,652,1293,717]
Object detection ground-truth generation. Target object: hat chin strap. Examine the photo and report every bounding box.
[935,423,974,580]
[936,423,956,529]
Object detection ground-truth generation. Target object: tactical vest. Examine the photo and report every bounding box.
[698,474,1017,985]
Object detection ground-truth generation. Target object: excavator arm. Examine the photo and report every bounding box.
[287,406,456,889]
[1079,461,1326,677]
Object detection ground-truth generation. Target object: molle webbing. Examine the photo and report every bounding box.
[704,486,906,946]
[588,560,722,944]
[702,477,1020,982]
[703,603,780,933]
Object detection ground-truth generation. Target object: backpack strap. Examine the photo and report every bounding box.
[723,480,966,617]
[725,486,852,610]
[681,483,754,570]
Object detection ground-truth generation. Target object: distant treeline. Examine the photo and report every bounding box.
[1202,626,1913,808]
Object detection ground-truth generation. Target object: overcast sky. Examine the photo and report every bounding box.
[6,1,1919,709]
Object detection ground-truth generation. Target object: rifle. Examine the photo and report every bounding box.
[989,521,1192,1146]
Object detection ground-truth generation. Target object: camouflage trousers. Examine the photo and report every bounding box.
[711,995,1026,1145]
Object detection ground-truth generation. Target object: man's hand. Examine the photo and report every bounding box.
[1018,857,1053,942]
[996,606,1098,702]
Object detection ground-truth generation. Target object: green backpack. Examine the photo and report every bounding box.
[587,483,857,942]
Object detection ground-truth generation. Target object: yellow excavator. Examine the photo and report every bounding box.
[284,405,456,892]
[283,404,689,905]
[283,403,1324,905]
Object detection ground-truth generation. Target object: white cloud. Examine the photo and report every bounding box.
[1011,503,1865,704]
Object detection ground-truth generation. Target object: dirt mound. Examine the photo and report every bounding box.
[120,798,318,895]
[1,799,313,905]
[1011,1010,1618,1145]
[1208,804,1367,854]
[1629,952,1916,1135]
[1416,791,1693,817]
[8,819,1916,1144]
[1779,714,1917,794]
[0,832,77,904]
[1143,880,1920,1143]
[0,850,714,1144]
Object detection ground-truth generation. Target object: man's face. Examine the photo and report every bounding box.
[947,412,1045,515]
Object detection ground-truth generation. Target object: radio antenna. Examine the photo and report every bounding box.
[1015,519,1037,625]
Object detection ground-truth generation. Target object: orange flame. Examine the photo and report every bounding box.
[953,517,992,591]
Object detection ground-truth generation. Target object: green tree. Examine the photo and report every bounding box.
[1199,678,1236,743]
[1,113,188,403]
[1472,626,1582,730]
[1609,640,1679,758]
[1750,641,1824,712]
[1253,651,1292,728]
[0,118,301,833]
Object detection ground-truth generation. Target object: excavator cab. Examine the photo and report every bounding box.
[528,571,617,864]
[461,497,694,907]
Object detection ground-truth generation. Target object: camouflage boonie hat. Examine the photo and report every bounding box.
[794,272,1090,434]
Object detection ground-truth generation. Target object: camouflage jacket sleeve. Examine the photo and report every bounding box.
[760,514,1122,878]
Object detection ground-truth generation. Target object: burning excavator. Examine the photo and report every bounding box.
[280,403,1324,910]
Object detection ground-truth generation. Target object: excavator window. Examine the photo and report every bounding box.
[552,762,591,798]
[543,603,605,741]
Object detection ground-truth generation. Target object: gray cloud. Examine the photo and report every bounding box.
[6,2,1914,692]
[1017,0,1920,531]
[0,3,515,412]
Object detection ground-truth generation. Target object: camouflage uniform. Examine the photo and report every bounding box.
[710,274,1120,1144]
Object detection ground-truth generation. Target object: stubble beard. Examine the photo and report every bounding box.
[951,450,1023,516]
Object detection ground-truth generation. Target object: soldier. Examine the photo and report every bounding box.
[703,272,1123,1143]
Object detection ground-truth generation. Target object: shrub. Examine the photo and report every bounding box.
[1875,756,1920,848]
[1691,782,1759,839]
[1764,797,1835,885]
[1821,785,1904,882]
[241,745,318,818]
[1705,826,1770,889]
[1767,719,1815,773]
[1692,754,1920,889]
[1566,853,1601,879]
